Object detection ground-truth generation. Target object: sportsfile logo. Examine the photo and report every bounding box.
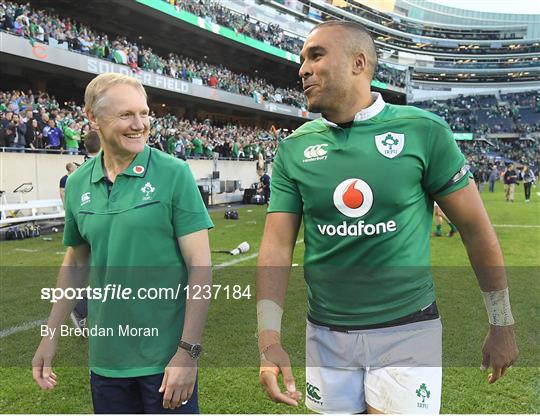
[317,178,398,237]
[303,144,328,163]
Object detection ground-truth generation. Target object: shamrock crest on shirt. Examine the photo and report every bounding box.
[141,182,155,201]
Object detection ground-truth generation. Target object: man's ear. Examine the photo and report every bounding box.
[353,53,368,75]
[86,109,99,130]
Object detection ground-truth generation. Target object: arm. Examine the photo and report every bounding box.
[435,180,518,383]
[32,244,90,390]
[257,212,302,406]
[59,188,65,205]
[159,229,212,409]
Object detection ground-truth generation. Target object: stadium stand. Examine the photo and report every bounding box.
[0,89,284,159]
[0,0,308,109]
[412,91,540,135]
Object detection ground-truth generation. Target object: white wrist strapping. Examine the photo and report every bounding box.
[257,299,283,334]
[482,288,515,326]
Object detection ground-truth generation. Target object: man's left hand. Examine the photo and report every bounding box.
[159,349,197,409]
[481,325,518,384]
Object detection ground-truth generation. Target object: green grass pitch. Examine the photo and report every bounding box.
[0,184,538,413]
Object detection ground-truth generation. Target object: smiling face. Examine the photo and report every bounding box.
[88,83,149,158]
[299,26,357,116]
[299,24,375,123]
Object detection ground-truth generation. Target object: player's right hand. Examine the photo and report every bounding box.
[259,343,302,406]
[32,338,58,390]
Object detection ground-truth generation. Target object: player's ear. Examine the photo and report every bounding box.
[352,52,368,76]
[86,109,100,131]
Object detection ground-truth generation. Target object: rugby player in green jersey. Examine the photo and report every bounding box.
[256,21,518,414]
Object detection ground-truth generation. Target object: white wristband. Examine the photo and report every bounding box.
[482,288,515,326]
[257,299,283,334]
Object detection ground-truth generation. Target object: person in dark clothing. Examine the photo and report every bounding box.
[488,166,499,193]
[503,164,518,202]
[257,168,270,204]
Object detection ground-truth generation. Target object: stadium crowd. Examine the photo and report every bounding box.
[414,91,540,135]
[0,0,408,93]
[169,0,304,55]
[0,89,283,159]
[166,0,409,88]
[2,87,537,171]
[0,0,307,109]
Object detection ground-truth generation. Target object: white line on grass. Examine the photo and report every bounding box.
[0,319,46,338]
[0,239,305,338]
[13,248,38,253]
[492,224,540,228]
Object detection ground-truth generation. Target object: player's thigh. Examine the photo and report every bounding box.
[306,320,366,413]
[365,366,441,414]
[364,319,442,414]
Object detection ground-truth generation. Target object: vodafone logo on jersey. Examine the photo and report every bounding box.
[333,178,373,218]
[317,178,397,237]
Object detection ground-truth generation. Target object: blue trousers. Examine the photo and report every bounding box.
[90,372,199,414]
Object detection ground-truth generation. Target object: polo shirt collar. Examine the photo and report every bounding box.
[91,145,150,183]
[321,92,386,127]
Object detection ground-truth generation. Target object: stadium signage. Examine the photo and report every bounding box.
[87,59,190,94]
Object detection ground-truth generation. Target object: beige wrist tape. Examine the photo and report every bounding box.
[482,287,515,326]
[257,299,283,333]
[257,299,283,352]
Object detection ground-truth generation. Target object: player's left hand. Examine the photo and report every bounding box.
[159,349,197,409]
[481,325,518,384]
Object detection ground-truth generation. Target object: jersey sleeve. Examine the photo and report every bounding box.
[62,179,86,247]
[172,163,214,238]
[422,119,470,197]
[267,144,303,214]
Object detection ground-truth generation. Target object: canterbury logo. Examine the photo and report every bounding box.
[303,144,328,162]
[306,383,322,400]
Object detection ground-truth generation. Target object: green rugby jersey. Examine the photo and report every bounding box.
[268,93,469,326]
[63,145,213,377]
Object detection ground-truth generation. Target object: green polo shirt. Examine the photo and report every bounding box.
[63,145,213,377]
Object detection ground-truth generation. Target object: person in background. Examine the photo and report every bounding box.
[520,164,535,203]
[503,163,518,202]
[83,130,101,160]
[63,120,81,155]
[257,168,270,205]
[44,118,64,151]
[488,165,499,193]
[432,202,458,237]
[59,162,77,205]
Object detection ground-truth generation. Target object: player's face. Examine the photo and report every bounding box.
[299,27,354,116]
[93,84,150,157]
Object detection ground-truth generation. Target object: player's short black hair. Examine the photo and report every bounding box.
[310,20,378,80]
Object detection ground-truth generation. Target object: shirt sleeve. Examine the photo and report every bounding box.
[172,162,214,238]
[62,179,86,247]
[267,144,302,214]
[422,119,470,197]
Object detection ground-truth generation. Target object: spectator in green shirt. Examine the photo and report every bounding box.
[63,121,81,155]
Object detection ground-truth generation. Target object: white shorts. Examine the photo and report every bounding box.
[305,319,442,414]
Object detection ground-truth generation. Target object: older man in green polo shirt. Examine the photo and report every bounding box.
[32,73,213,414]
